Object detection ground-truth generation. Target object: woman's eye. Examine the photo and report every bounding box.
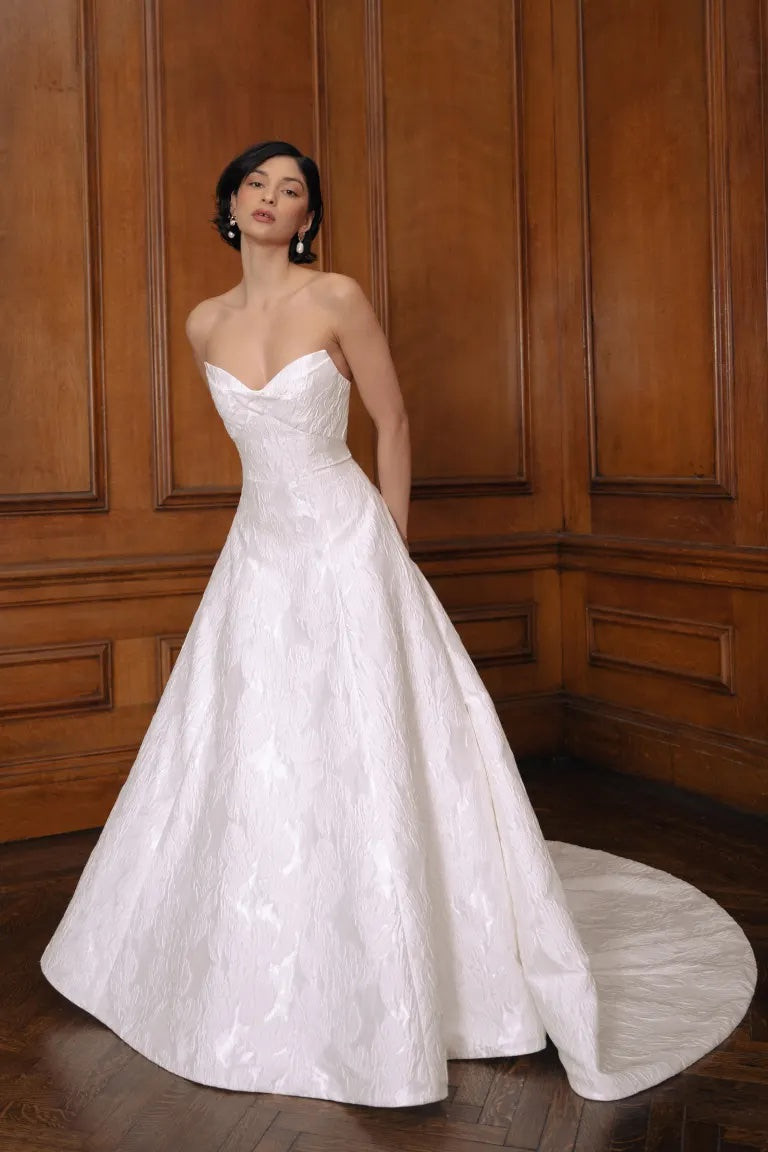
[283,189,297,197]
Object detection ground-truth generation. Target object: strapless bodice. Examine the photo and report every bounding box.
[204,350,352,488]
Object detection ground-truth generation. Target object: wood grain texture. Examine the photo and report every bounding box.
[579,0,734,496]
[0,640,112,720]
[4,0,768,840]
[144,0,320,507]
[0,0,106,515]
[380,0,531,496]
[552,0,768,811]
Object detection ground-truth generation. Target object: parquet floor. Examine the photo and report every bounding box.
[1,758,766,1151]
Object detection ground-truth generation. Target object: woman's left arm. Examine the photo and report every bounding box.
[329,275,411,544]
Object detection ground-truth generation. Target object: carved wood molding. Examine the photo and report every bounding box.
[586,604,734,694]
[143,1,243,511]
[560,533,768,591]
[311,0,332,272]
[451,601,536,668]
[1,0,107,518]
[0,552,218,607]
[0,744,135,787]
[5,529,768,604]
[363,0,389,339]
[157,633,185,693]
[0,639,112,720]
[577,0,735,498]
[416,532,559,575]
[366,0,532,500]
[143,0,173,510]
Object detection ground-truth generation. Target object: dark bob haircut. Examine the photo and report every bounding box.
[212,140,323,264]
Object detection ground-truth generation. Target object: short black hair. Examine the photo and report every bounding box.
[212,140,323,264]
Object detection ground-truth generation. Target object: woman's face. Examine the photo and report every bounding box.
[230,156,313,251]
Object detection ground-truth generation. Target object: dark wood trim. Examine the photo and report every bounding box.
[363,0,388,338]
[157,633,185,693]
[560,533,768,590]
[452,601,537,668]
[310,0,332,272]
[565,693,768,814]
[585,604,735,694]
[143,0,242,512]
[0,0,108,518]
[0,640,113,721]
[6,530,768,600]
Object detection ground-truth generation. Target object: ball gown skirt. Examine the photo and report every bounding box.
[40,351,757,1107]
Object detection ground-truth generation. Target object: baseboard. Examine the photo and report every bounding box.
[565,694,768,815]
[0,749,133,843]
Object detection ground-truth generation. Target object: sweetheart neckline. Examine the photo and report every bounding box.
[203,349,351,394]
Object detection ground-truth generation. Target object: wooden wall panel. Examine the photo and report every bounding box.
[555,0,768,812]
[562,572,747,732]
[381,0,529,490]
[6,0,767,840]
[373,0,562,544]
[320,0,376,476]
[0,641,112,720]
[0,0,105,513]
[430,566,562,699]
[586,607,733,693]
[0,560,210,841]
[2,0,564,841]
[580,0,733,496]
[558,0,768,547]
[147,0,321,505]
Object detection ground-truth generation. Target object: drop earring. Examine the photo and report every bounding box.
[227,214,237,239]
[295,230,305,255]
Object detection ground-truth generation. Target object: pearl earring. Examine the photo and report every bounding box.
[227,214,237,239]
[295,231,305,255]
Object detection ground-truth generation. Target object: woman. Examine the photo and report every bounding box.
[41,140,756,1108]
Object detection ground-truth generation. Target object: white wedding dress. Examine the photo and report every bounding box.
[41,350,756,1107]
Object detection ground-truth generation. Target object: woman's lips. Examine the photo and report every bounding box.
[252,211,275,222]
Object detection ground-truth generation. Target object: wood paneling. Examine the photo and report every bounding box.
[2,0,566,841]
[0,641,112,720]
[580,0,734,496]
[0,0,106,514]
[4,0,768,840]
[585,606,734,694]
[429,565,562,701]
[552,0,768,812]
[145,0,321,506]
[381,0,530,493]
[157,633,184,692]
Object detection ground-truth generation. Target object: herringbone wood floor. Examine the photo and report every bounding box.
[1,759,766,1152]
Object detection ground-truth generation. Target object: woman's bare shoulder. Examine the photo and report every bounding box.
[310,272,372,328]
[185,293,233,352]
[313,270,365,302]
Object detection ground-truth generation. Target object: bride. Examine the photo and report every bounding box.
[40,139,756,1108]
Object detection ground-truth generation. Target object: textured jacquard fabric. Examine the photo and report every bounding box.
[41,351,756,1106]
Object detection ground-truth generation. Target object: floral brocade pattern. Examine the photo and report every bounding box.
[41,351,756,1106]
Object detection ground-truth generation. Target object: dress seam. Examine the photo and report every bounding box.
[316,514,437,1073]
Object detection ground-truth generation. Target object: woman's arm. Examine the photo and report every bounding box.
[329,276,411,543]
